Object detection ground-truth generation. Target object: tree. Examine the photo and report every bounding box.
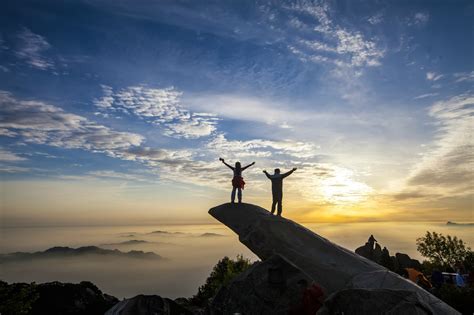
[191,255,252,307]
[416,231,470,268]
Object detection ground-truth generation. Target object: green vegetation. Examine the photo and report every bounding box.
[0,281,39,315]
[416,231,471,269]
[191,255,253,307]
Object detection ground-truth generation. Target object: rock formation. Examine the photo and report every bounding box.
[209,203,460,314]
[211,254,312,314]
[105,294,193,315]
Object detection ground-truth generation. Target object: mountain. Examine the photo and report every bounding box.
[199,233,225,237]
[446,221,474,226]
[0,246,162,262]
[101,240,151,245]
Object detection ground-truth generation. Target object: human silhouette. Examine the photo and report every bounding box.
[220,158,255,203]
[263,167,296,216]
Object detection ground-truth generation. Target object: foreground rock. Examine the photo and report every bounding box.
[0,280,118,315]
[105,295,193,315]
[211,254,312,314]
[318,288,433,315]
[209,203,459,315]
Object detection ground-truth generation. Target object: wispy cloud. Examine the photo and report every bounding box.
[0,148,27,161]
[95,85,218,139]
[413,12,430,25]
[208,133,319,159]
[453,71,474,83]
[286,1,385,68]
[404,94,473,196]
[426,72,443,81]
[15,27,54,70]
[0,91,143,155]
[413,93,438,100]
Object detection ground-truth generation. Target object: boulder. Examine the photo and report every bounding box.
[210,254,313,314]
[395,253,422,271]
[105,294,193,315]
[317,288,433,315]
[209,203,460,315]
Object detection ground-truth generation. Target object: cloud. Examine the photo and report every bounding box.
[413,93,438,100]
[208,133,319,159]
[368,13,383,25]
[426,72,443,81]
[94,86,218,139]
[453,71,474,83]
[405,94,473,195]
[0,148,27,161]
[0,91,143,156]
[15,27,53,70]
[286,1,385,68]
[413,12,429,25]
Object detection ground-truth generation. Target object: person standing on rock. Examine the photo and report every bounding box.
[220,158,255,204]
[263,167,297,216]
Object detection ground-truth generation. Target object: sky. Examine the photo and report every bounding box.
[1,0,473,227]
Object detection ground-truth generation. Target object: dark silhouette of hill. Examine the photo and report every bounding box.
[199,233,226,237]
[101,240,150,245]
[446,221,474,226]
[148,230,186,235]
[0,246,162,262]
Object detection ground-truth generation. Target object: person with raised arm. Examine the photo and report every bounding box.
[220,158,255,204]
[263,167,297,216]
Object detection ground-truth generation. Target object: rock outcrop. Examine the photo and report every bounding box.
[105,294,193,315]
[209,203,460,315]
[318,288,434,315]
[355,236,421,273]
[211,254,312,314]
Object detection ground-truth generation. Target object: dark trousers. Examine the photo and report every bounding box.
[271,194,282,216]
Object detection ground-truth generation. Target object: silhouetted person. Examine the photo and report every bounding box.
[220,158,255,203]
[368,235,377,249]
[263,167,296,216]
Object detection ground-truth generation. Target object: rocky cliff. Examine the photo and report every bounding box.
[209,203,460,315]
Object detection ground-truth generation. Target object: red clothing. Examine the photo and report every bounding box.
[302,284,324,315]
[232,176,245,189]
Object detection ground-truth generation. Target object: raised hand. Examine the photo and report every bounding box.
[292,167,297,171]
[219,157,224,162]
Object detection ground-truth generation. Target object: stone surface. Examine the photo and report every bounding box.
[209,203,460,315]
[317,288,433,315]
[211,254,313,315]
[105,294,193,315]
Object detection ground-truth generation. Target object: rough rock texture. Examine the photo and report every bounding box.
[317,288,433,315]
[209,203,459,315]
[211,254,312,314]
[105,294,193,315]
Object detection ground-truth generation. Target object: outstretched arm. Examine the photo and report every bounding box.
[263,170,271,179]
[282,167,297,178]
[242,162,255,171]
[219,158,234,170]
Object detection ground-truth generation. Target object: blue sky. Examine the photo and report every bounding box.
[1,0,473,225]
